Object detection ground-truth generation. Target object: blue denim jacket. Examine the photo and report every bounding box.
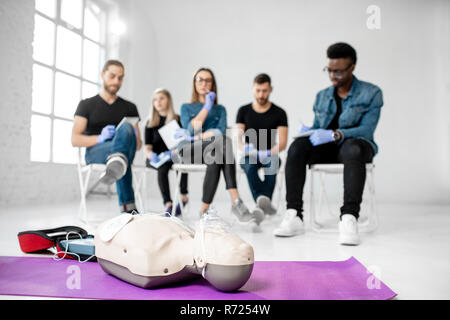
[312,76,383,155]
[180,102,227,136]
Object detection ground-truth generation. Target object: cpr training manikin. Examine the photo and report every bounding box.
[94,209,255,292]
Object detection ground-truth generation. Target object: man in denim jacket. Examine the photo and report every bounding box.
[274,43,383,245]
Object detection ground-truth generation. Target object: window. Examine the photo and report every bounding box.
[31,0,107,164]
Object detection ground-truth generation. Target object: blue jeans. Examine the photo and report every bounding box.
[240,155,280,202]
[85,122,137,206]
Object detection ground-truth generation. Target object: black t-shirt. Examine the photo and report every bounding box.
[236,103,288,150]
[328,88,342,130]
[145,115,181,154]
[74,95,140,135]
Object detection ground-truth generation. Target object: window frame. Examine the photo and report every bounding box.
[31,0,108,164]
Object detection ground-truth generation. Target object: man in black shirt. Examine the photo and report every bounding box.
[236,74,288,217]
[71,60,142,213]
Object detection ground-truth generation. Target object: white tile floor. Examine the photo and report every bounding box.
[0,197,449,300]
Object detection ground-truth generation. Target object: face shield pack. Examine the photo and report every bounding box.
[94,210,254,292]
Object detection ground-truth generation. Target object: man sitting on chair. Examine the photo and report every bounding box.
[274,43,383,245]
[236,73,288,217]
[71,60,142,214]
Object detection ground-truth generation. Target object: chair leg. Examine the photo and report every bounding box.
[310,167,378,233]
[310,170,322,232]
[359,169,378,232]
[318,171,333,218]
[172,170,182,217]
[133,169,145,214]
[78,167,91,223]
[179,171,188,216]
[142,170,147,213]
[275,171,284,212]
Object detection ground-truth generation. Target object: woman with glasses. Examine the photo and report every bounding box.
[173,68,264,225]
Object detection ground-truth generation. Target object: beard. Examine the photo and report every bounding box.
[104,84,120,95]
[257,98,268,105]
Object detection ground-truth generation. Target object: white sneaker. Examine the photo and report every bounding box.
[273,209,304,237]
[339,214,360,246]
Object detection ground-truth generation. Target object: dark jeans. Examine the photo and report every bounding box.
[240,155,280,201]
[146,159,188,205]
[177,135,237,204]
[285,137,374,220]
[85,122,137,206]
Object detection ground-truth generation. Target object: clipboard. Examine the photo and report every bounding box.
[158,120,185,149]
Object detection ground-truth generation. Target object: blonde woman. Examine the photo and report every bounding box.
[144,88,188,215]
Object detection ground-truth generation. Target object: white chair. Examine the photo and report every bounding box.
[171,163,207,217]
[309,163,377,233]
[77,148,147,222]
[76,148,113,223]
[130,164,147,213]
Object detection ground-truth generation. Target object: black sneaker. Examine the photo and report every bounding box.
[121,203,139,214]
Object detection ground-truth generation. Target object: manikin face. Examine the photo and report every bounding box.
[195,70,214,96]
[252,82,272,106]
[101,65,124,95]
[326,57,355,88]
[153,92,169,114]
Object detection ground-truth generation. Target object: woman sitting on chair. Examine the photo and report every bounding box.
[144,88,188,215]
[173,68,264,225]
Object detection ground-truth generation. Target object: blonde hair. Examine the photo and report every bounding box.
[147,88,178,128]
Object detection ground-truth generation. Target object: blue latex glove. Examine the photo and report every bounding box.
[309,129,334,146]
[203,91,216,112]
[174,128,194,142]
[298,123,312,135]
[258,149,271,162]
[243,143,256,155]
[150,152,160,163]
[97,125,116,144]
[162,150,173,158]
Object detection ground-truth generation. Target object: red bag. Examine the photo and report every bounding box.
[17,226,88,253]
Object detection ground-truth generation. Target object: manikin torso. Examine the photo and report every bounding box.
[95,212,254,291]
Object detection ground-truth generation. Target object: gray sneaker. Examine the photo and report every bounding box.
[99,152,127,185]
[232,198,265,225]
[251,207,265,225]
[256,195,277,215]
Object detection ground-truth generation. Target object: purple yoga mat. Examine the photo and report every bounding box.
[0,256,396,300]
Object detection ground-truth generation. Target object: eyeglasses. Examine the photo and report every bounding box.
[195,77,213,84]
[323,64,353,78]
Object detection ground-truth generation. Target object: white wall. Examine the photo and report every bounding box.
[0,0,80,207]
[0,0,155,207]
[128,0,450,204]
[0,0,448,207]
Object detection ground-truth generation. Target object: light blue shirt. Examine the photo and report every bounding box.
[180,102,227,136]
[312,76,383,154]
